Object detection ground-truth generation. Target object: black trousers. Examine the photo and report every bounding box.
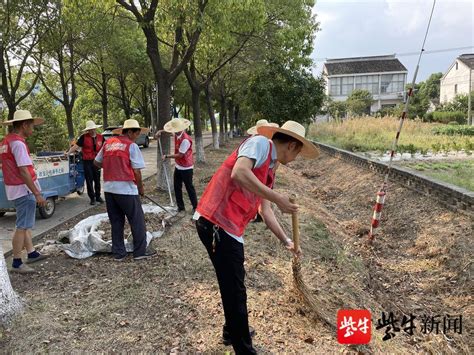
[105,192,147,258]
[195,217,256,355]
[173,168,198,211]
[83,159,101,201]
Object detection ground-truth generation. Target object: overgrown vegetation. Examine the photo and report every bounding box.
[432,125,474,136]
[403,160,474,191]
[424,111,466,124]
[310,116,474,154]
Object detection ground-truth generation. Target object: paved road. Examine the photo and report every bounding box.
[1,133,213,256]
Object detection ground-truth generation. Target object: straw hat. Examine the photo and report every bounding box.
[1,110,44,126]
[257,120,319,158]
[112,119,150,135]
[246,119,279,137]
[82,120,102,132]
[163,118,191,133]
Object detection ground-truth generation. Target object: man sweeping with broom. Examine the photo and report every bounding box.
[194,120,318,354]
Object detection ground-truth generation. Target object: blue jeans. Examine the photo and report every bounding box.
[14,193,37,230]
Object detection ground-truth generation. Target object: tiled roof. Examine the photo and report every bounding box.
[324,55,407,75]
[458,54,474,69]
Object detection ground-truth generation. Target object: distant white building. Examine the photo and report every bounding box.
[440,53,474,103]
[323,54,408,113]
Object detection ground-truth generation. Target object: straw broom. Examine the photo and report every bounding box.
[289,197,335,329]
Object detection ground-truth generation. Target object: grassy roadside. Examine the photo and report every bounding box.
[310,117,474,154]
[401,160,474,191]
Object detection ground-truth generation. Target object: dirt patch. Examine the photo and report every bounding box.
[1,139,472,353]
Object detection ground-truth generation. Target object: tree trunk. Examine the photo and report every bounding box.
[234,104,240,135]
[228,101,234,139]
[141,85,151,128]
[205,84,219,149]
[219,94,226,144]
[149,85,157,134]
[6,102,15,120]
[0,243,23,325]
[65,105,74,139]
[224,114,228,141]
[191,87,205,163]
[119,77,131,119]
[101,68,108,128]
[155,78,174,193]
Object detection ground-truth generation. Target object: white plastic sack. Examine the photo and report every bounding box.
[61,204,171,259]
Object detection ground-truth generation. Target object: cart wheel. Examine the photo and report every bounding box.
[77,185,85,195]
[39,197,56,219]
[0,212,5,217]
[143,137,149,148]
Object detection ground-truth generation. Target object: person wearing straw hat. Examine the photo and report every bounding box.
[68,120,104,205]
[246,119,279,136]
[0,110,49,274]
[155,118,198,215]
[194,120,318,354]
[94,119,155,261]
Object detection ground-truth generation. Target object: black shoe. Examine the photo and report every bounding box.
[96,196,104,203]
[222,326,255,346]
[90,200,96,205]
[114,254,127,262]
[134,249,157,261]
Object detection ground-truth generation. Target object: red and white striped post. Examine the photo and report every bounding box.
[367,0,436,244]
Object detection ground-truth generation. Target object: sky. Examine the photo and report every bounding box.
[311,0,474,82]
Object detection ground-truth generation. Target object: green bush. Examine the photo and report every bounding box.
[429,111,466,124]
[432,125,474,136]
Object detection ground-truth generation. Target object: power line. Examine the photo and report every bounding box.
[313,45,474,61]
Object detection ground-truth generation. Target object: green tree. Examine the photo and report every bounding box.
[419,72,442,100]
[0,0,47,119]
[38,0,89,139]
[248,62,325,126]
[327,99,347,121]
[183,0,265,160]
[346,89,373,116]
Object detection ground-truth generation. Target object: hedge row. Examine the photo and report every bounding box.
[432,125,474,136]
[424,111,466,124]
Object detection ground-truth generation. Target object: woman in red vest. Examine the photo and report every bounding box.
[194,120,319,354]
[68,120,104,205]
[156,118,198,215]
[0,110,48,274]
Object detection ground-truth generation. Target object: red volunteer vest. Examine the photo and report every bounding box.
[102,136,135,183]
[175,132,193,168]
[196,137,275,236]
[82,133,104,161]
[0,133,37,186]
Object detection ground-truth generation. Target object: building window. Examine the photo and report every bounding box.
[454,84,458,94]
[341,76,354,95]
[455,62,458,70]
[355,75,379,94]
[381,73,405,94]
[329,77,342,96]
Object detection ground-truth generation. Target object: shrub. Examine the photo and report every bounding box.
[431,111,466,124]
[432,125,474,136]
